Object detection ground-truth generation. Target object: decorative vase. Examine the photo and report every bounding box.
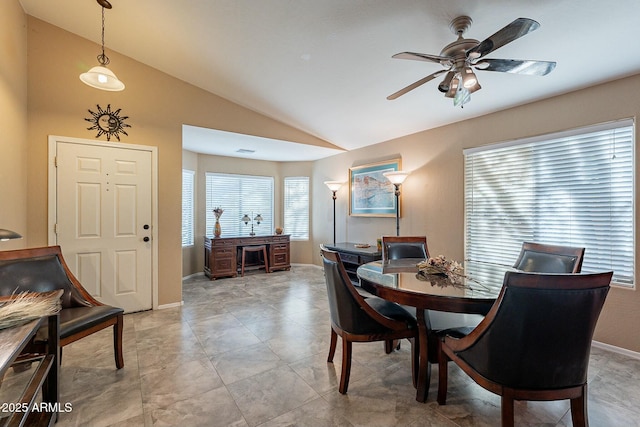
[214,219,221,238]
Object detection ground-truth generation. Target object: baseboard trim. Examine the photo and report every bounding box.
[157,301,184,310]
[291,263,322,270]
[592,340,640,360]
[182,272,205,281]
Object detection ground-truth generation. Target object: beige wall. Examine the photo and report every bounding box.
[182,150,199,276]
[0,1,27,251]
[22,13,331,306]
[312,74,640,352]
[183,153,314,275]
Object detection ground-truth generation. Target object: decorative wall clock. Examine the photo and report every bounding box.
[85,104,131,141]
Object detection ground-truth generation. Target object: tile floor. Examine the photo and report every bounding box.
[9,265,640,426]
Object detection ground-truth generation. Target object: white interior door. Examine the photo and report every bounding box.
[53,140,153,312]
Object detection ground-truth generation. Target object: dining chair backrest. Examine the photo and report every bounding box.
[320,246,400,334]
[513,242,585,273]
[457,270,611,389]
[382,236,429,261]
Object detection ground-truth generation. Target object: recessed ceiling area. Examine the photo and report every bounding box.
[182,125,344,162]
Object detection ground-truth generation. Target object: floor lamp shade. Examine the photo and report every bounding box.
[383,171,410,236]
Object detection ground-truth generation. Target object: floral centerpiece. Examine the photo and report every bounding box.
[417,255,465,285]
[213,207,224,237]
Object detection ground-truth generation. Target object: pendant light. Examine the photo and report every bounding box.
[79,0,125,91]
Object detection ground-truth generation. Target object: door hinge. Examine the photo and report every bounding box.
[54,223,58,234]
[54,156,57,167]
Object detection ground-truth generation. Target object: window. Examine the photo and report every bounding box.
[181,169,195,247]
[284,177,310,240]
[205,173,274,237]
[465,119,634,287]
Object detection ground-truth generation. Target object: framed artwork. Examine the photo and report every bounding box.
[349,159,400,217]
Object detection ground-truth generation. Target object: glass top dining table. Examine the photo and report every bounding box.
[357,258,510,402]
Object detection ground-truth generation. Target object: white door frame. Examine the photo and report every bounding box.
[47,135,159,310]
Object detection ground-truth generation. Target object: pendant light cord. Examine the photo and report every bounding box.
[97,6,110,66]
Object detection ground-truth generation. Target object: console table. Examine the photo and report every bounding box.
[204,235,291,279]
[323,242,382,284]
[0,315,59,427]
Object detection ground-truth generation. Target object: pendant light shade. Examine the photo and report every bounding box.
[80,0,124,91]
[80,65,125,91]
[0,229,22,241]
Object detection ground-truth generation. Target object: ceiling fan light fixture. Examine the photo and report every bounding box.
[461,67,478,88]
[79,0,124,92]
[445,74,460,98]
[438,71,456,93]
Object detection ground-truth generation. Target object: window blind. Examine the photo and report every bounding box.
[205,173,274,237]
[464,119,634,287]
[181,169,195,247]
[284,177,310,240]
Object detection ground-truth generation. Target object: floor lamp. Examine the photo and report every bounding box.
[324,181,343,245]
[382,171,410,236]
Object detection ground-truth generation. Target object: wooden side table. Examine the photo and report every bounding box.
[0,314,60,426]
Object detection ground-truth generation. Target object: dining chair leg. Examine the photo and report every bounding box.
[384,339,400,353]
[437,343,448,405]
[410,337,419,388]
[113,314,124,369]
[339,339,352,394]
[501,391,515,427]
[570,385,588,427]
[327,328,338,362]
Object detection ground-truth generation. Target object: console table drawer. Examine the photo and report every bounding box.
[340,253,360,264]
[322,242,382,285]
[213,247,234,257]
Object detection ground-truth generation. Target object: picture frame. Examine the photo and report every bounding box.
[349,159,401,217]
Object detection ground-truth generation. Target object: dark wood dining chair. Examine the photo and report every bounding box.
[437,270,612,427]
[430,242,585,364]
[513,242,585,273]
[320,245,419,394]
[381,236,429,352]
[382,236,429,261]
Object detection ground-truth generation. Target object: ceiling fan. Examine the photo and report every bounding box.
[387,16,556,107]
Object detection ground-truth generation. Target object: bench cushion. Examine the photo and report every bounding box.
[58,306,123,339]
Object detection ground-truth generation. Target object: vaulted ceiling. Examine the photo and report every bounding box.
[20,0,640,159]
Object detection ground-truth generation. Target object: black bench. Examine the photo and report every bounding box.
[0,246,124,369]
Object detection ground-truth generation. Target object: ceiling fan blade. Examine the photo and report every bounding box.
[467,18,540,58]
[387,70,447,100]
[392,52,451,64]
[477,59,556,76]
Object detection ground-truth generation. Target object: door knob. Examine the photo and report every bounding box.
[143,237,150,242]
[143,224,150,230]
